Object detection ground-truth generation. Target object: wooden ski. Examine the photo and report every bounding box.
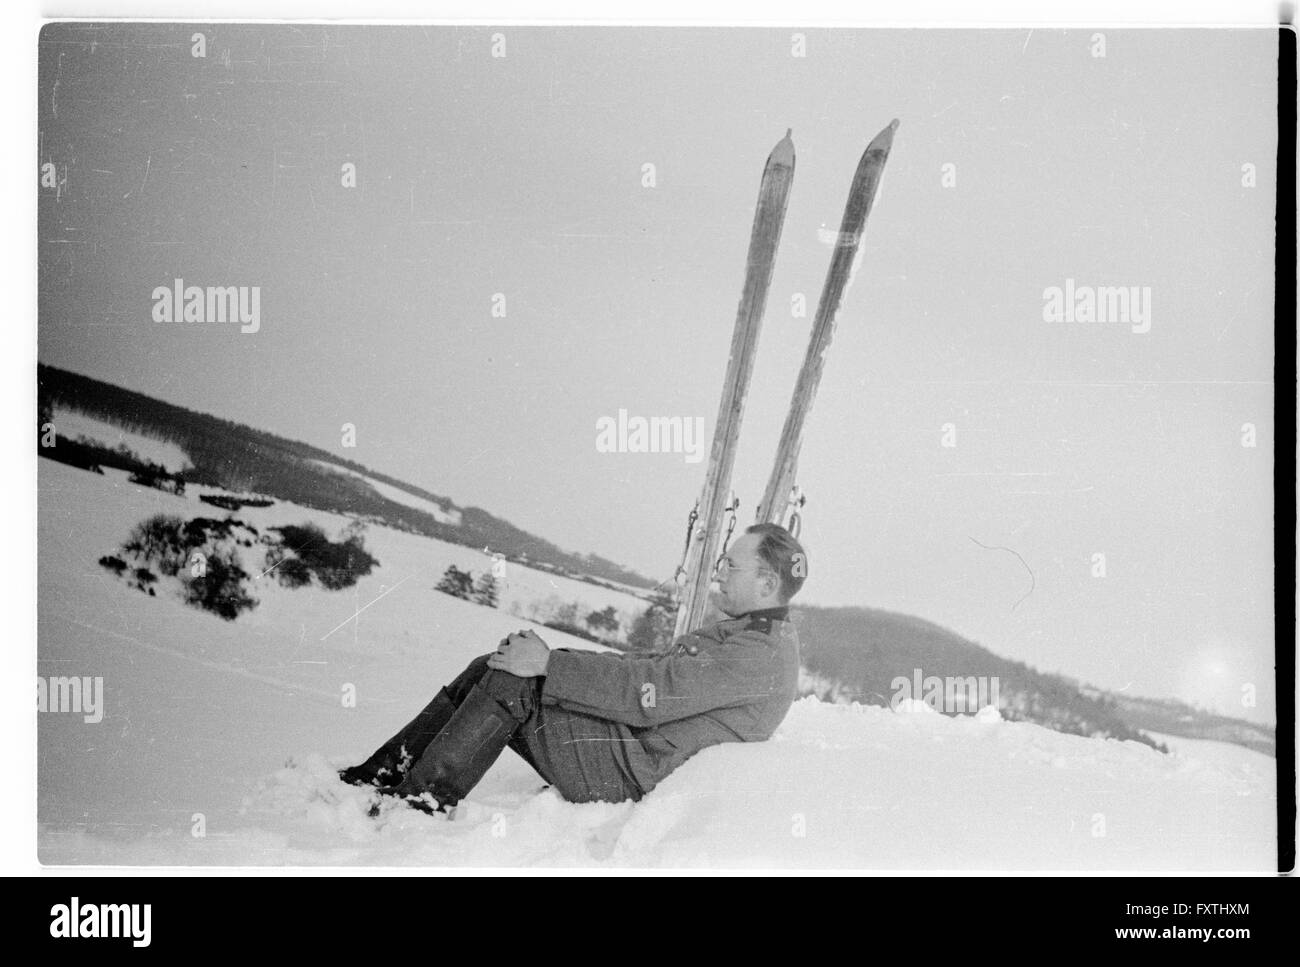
[674,129,796,637]
[755,119,899,530]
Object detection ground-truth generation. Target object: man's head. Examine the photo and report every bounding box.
[713,523,807,617]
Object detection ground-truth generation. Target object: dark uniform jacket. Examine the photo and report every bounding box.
[535,606,800,801]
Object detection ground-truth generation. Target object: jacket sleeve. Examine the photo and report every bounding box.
[540,631,784,728]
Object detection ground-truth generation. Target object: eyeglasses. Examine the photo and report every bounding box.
[714,557,776,578]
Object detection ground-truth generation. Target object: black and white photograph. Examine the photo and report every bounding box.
[29,10,1289,875]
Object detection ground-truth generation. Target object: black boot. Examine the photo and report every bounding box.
[339,688,458,788]
[380,679,522,814]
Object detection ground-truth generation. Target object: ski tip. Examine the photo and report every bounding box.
[769,129,796,167]
[867,118,900,154]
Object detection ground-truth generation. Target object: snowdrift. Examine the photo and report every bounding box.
[36,460,1275,869]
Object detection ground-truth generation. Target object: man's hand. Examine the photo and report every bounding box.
[487,629,551,678]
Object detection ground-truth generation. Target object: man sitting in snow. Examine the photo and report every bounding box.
[339,522,805,814]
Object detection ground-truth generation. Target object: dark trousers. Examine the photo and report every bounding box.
[396,653,640,804]
[440,653,556,786]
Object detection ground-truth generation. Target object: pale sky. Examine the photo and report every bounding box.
[38,24,1279,723]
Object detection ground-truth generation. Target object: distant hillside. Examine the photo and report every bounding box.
[788,603,1275,757]
[37,363,658,594]
[1090,691,1275,757]
[37,364,1272,758]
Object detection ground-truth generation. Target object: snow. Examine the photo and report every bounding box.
[1145,731,1275,778]
[37,459,1276,869]
[51,407,193,473]
[308,459,462,526]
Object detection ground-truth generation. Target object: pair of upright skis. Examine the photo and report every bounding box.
[673,119,900,637]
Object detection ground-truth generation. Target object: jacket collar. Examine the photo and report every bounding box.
[735,605,790,622]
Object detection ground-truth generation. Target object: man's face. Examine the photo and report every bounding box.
[713,531,781,617]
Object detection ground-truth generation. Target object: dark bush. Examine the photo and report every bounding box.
[109,513,261,618]
[129,462,186,495]
[131,567,159,593]
[102,513,375,621]
[586,606,620,635]
[123,515,188,576]
[268,553,313,589]
[626,592,677,652]
[434,565,475,600]
[183,547,256,621]
[268,522,379,591]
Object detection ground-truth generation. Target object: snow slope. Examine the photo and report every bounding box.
[36,459,1276,869]
[309,459,462,526]
[51,407,192,473]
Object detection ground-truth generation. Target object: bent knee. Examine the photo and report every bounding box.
[458,652,494,685]
[478,669,538,714]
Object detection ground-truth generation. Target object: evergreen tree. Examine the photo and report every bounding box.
[627,592,676,652]
[472,571,499,608]
[585,605,620,636]
[434,565,474,600]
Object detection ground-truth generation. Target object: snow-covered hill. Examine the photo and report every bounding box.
[308,458,463,526]
[36,459,1276,869]
[50,406,192,474]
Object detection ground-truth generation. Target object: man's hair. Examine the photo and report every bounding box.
[745,523,807,603]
